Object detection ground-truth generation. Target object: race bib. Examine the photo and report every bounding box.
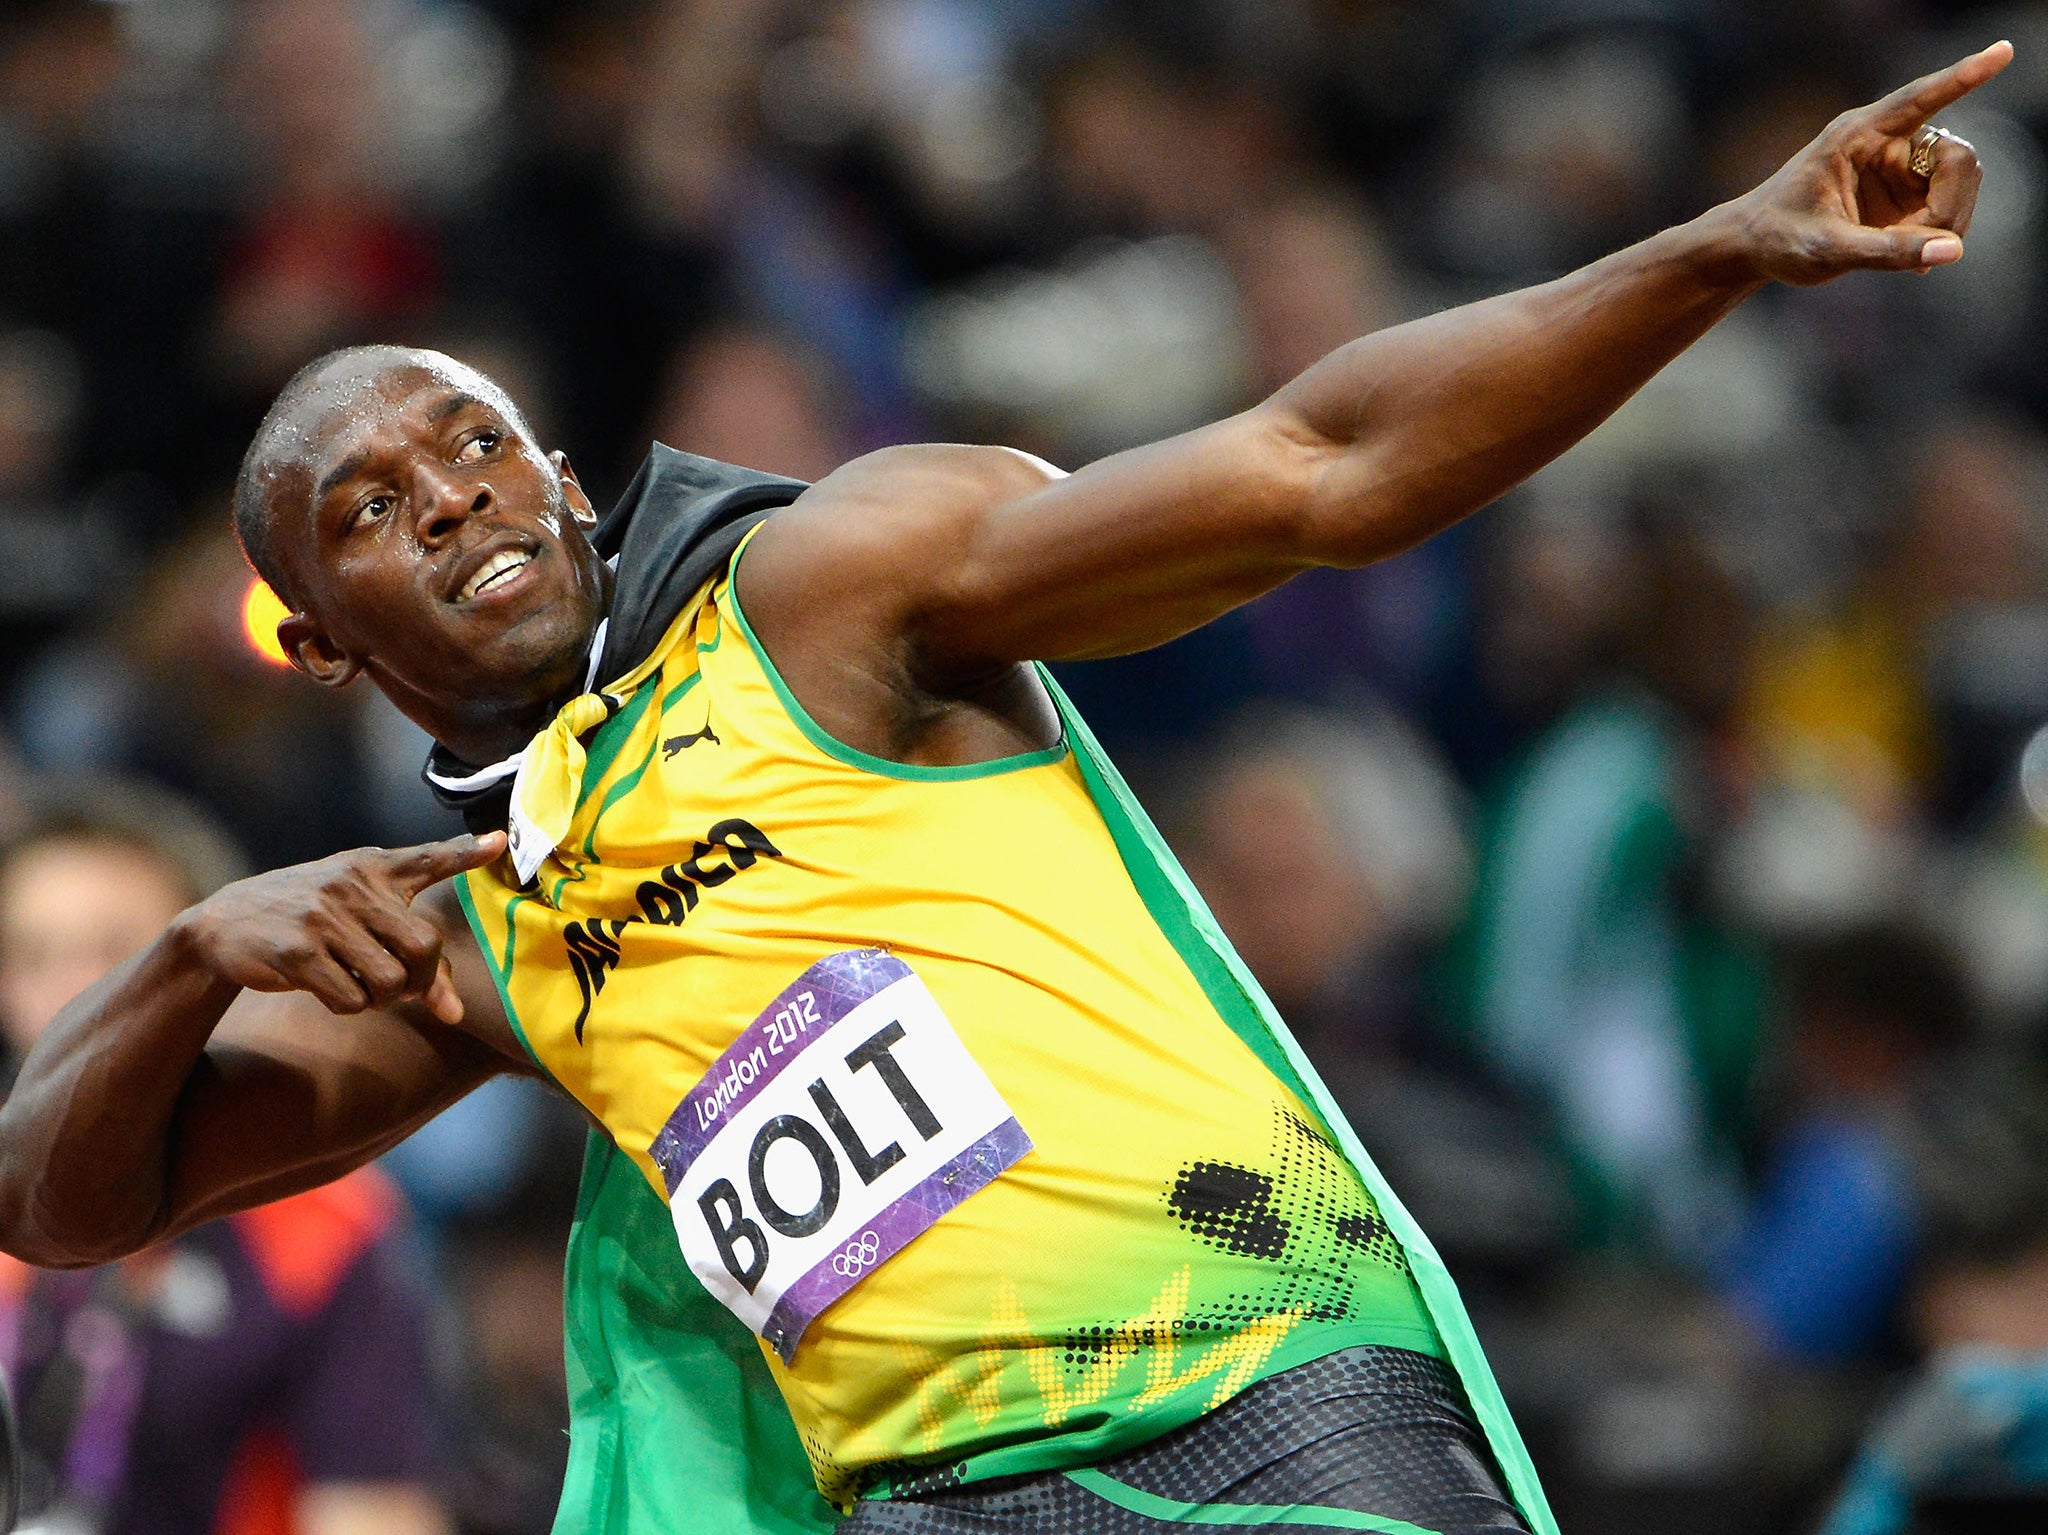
[651,949,1031,1361]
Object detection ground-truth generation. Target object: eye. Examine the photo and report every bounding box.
[345,494,393,533]
[454,428,502,464]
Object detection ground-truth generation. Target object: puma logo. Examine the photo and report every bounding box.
[663,724,721,758]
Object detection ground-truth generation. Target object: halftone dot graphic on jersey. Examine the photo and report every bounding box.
[1158,1107,1408,1325]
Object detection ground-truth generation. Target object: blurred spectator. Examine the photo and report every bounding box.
[1178,702,1471,1035]
[1043,37,1295,239]
[433,1170,582,1535]
[1223,182,1406,397]
[1820,1059,2048,1534]
[0,327,78,508]
[0,326,128,685]
[11,519,374,867]
[0,0,124,163]
[905,231,1248,464]
[1899,414,2048,828]
[1742,409,2048,837]
[1172,703,1575,1275]
[1424,28,1689,280]
[206,0,441,403]
[1455,525,1763,1266]
[0,0,133,336]
[1214,181,1493,761]
[1935,795,2048,1044]
[0,780,447,1535]
[1722,924,1970,1364]
[648,320,856,481]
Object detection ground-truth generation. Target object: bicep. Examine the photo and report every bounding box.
[931,410,1336,664]
[159,988,509,1235]
[750,411,1338,683]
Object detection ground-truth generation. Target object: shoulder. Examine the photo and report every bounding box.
[801,442,1065,512]
[738,443,1063,623]
[731,444,1067,745]
[757,444,1062,561]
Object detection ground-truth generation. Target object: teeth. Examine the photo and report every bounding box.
[462,549,531,600]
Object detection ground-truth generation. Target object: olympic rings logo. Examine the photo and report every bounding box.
[831,1231,882,1278]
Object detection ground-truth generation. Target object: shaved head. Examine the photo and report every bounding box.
[223,343,608,763]
[232,344,538,608]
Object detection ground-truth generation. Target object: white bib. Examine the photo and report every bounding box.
[650,949,1031,1361]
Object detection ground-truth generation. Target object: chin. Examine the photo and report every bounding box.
[478,607,600,700]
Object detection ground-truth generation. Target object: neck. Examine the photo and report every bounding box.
[380,655,592,767]
[436,695,578,766]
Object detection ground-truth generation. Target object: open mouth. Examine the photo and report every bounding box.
[458,547,535,602]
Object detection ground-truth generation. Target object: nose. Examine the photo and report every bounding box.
[415,465,493,547]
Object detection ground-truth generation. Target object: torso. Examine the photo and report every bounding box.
[454,539,1441,1503]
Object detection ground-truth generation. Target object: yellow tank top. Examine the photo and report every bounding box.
[456,539,1440,1505]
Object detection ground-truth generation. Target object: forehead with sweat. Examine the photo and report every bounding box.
[231,345,537,609]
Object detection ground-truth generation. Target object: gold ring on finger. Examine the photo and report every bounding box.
[1910,124,1964,178]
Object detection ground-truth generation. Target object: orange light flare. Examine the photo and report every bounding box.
[241,577,293,669]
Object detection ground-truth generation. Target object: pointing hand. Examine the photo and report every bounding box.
[178,832,507,1024]
[1728,40,2011,285]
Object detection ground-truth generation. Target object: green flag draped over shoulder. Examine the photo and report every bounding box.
[542,675,1556,1535]
[551,1132,841,1535]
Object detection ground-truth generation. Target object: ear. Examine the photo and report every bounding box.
[553,450,597,528]
[278,612,362,688]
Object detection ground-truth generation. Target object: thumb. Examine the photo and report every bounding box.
[386,830,509,894]
[1833,223,1964,273]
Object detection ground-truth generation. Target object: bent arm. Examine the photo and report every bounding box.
[742,224,1758,688]
[0,957,498,1267]
[174,976,511,1236]
[0,839,517,1268]
[935,223,1760,667]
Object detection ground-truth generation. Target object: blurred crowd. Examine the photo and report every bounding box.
[4,0,2048,1532]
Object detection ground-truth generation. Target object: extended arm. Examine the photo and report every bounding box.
[743,44,2005,700]
[0,834,518,1267]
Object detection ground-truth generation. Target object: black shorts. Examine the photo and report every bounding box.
[841,1345,1532,1534]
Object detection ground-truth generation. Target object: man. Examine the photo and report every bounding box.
[0,786,447,1535]
[0,43,2010,1535]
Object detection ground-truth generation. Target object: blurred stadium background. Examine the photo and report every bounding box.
[6,1,2048,1532]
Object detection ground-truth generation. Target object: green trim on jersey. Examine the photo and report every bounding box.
[725,572,1069,782]
[453,874,547,1081]
[576,680,663,812]
[1038,671,1558,1535]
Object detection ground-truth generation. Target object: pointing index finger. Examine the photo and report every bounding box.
[1867,40,2014,135]
[386,830,508,895]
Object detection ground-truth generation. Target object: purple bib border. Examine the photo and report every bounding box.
[763,1117,1034,1364]
[652,948,911,1192]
